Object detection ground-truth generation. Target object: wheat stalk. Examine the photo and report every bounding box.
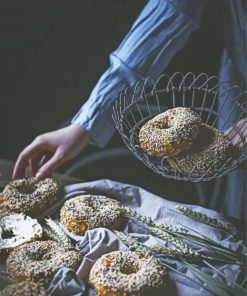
[159,223,187,233]
[44,218,74,249]
[176,205,235,234]
[122,207,192,253]
[115,231,151,256]
[150,245,198,259]
[115,231,199,260]
[122,207,186,233]
[122,207,155,227]
[43,225,60,241]
[121,207,244,264]
[148,226,192,254]
[116,231,246,296]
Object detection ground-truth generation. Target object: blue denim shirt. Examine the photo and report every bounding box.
[72,0,246,148]
[71,0,209,147]
[71,0,246,218]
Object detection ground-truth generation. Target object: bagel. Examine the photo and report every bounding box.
[0,281,48,296]
[167,124,236,176]
[139,107,201,157]
[89,251,167,296]
[0,178,59,216]
[6,240,81,285]
[60,195,125,235]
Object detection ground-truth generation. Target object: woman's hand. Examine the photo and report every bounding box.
[12,124,90,180]
[225,118,247,148]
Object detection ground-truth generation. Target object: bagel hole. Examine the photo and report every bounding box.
[120,264,140,275]
[86,201,98,211]
[30,255,44,261]
[162,123,169,129]
[18,184,37,194]
[157,122,169,129]
[31,252,49,261]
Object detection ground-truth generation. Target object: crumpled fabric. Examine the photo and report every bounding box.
[48,267,87,296]
[48,179,246,296]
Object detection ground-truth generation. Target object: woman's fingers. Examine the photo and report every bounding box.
[29,152,52,176]
[12,137,48,179]
[36,149,66,180]
[13,147,41,179]
[225,118,247,148]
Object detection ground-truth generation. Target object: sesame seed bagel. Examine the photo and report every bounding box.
[89,251,168,296]
[139,107,201,157]
[6,240,81,285]
[0,178,59,216]
[60,195,125,235]
[0,281,48,296]
[167,123,236,177]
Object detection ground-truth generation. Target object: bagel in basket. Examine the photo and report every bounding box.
[139,107,201,157]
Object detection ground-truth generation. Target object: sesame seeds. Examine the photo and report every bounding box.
[167,124,235,176]
[60,195,124,235]
[139,107,201,157]
[89,251,167,295]
[0,281,48,296]
[138,107,236,177]
[6,240,81,286]
[0,178,59,216]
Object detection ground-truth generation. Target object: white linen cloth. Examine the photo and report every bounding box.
[48,179,246,296]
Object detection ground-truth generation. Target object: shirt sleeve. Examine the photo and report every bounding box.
[71,0,208,148]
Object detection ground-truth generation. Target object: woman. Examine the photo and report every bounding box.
[12,0,246,218]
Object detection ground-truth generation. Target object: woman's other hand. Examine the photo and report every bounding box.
[225,118,247,149]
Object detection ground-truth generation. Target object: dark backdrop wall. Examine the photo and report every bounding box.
[0,0,223,161]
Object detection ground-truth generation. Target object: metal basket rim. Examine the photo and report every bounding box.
[112,72,247,182]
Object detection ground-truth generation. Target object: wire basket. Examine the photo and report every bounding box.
[112,72,247,182]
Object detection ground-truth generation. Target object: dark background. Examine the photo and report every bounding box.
[0,0,231,213]
[0,0,223,160]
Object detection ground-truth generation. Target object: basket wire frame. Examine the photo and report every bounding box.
[112,72,247,182]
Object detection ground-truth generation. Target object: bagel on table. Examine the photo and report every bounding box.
[60,194,126,235]
[89,251,168,296]
[0,178,59,216]
[6,240,81,286]
[0,281,48,296]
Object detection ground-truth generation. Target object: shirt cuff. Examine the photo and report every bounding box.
[71,54,144,148]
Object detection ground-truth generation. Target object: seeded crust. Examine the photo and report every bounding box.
[6,240,81,286]
[139,107,201,157]
[0,281,49,296]
[60,195,126,235]
[167,123,236,177]
[89,251,167,296]
[0,178,59,216]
